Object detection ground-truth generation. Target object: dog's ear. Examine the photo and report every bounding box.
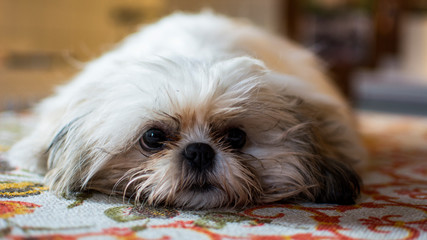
[291,102,363,205]
[307,112,362,205]
[310,156,361,205]
[293,124,362,205]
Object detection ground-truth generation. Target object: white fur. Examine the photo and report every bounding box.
[7,12,366,209]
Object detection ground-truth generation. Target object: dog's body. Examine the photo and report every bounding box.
[7,12,365,209]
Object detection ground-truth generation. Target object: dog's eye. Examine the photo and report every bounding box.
[224,128,246,149]
[140,128,167,151]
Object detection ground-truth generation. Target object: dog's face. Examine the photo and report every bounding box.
[46,56,360,209]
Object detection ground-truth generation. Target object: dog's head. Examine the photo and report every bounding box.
[46,56,361,209]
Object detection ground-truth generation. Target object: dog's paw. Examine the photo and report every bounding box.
[6,137,47,174]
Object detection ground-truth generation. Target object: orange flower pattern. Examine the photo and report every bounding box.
[0,201,40,219]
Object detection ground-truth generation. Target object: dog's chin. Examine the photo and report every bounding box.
[173,186,232,209]
[176,176,220,208]
[133,182,249,210]
[185,181,257,209]
[188,182,215,193]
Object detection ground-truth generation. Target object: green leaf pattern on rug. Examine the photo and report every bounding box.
[66,192,93,209]
[105,205,179,223]
[195,212,271,229]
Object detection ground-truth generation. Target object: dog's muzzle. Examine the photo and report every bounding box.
[182,142,215,172]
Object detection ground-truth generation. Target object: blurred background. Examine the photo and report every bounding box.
[1,0,426,115]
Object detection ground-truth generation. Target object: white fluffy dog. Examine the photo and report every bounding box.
[7,12,366,209]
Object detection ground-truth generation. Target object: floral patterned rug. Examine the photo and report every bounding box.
[0,111,426,240]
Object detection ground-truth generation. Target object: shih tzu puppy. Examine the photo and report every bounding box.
[7,12,366,209]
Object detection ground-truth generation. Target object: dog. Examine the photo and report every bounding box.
[7,12,366,209]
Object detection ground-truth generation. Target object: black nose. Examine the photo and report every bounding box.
[182,143,215,171]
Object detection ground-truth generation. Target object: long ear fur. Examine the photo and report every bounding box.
[44,114,121,195]
[296,126,361,205]
[45,117,89,194]
[312,157,361,205]
[297,103,363,205]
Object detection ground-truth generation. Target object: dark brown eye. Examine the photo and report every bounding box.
[225,128,246,149]
[140,128,167,151]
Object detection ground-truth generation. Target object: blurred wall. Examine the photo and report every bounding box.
[0,0,284,111]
